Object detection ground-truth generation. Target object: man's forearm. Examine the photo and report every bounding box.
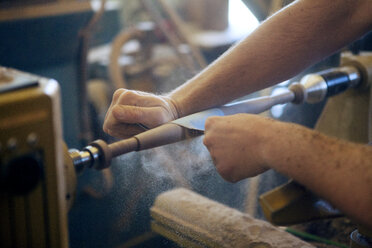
[169,0,372,117]
[264,122,372,227]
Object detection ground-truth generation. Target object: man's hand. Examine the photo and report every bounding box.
[203,114,273,182]
[203,113,372,228]
[103,89,179,139]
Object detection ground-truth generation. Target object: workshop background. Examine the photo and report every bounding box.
[1,0,371,247]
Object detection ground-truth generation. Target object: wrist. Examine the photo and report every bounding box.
[163,96,182,120]
[259,120,296,170]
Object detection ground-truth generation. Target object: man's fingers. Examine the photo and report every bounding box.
[103,89,178,139]
[106,124,144,139]
[204,116,227,130]
[104,89,166,122]
[203,116,226,144]
[112,105,169,127]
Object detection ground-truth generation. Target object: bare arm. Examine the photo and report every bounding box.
[203,114,372,228]
[104,0,372,137]
[195,0,372,227]
[170,0,372,117]
[264,119,372,228]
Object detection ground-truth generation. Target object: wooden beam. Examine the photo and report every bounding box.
[0,1,92,22]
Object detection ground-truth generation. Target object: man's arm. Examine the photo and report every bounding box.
[170,0,372,117]
[203,114,372,228]
[104,0,372,137]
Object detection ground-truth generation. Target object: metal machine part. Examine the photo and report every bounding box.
[289,65,361,104]
[69,145,100,174]
[0,67,75,248]
[350,226,372,248]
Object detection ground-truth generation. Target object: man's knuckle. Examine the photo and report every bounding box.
[113,89,125,101]
[116,90,138,105]
[123,90,136,99]
[103,121,114,132]
[227,176,238,183]
[103,126,108,133]
[216,164,235,181]
[103,121,109,131]
[205,118,213,127]
[203,135,211,147]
